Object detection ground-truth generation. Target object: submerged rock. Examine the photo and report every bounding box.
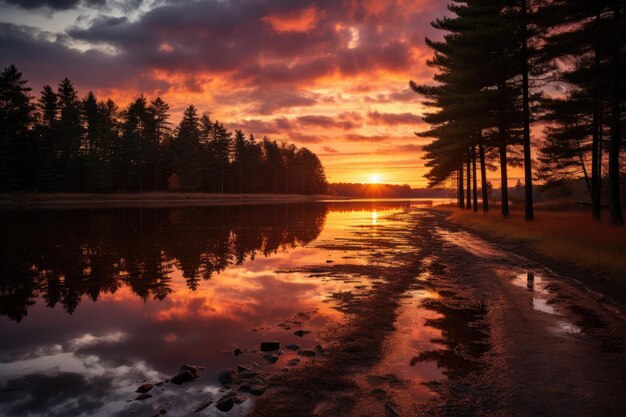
[285,343,300,351]
[298,349,316,357]
[260,341,280,351]
[170,370,194,385]
[287,358,301,366]
[264,353,279,363]
[215,396,234,412]
[233,348,242,356]
[240,383,266,396]
[135,393,153,400]
[136,383,153,393]
[315,344,325,354]
[293,330,311,337]
[217,368,234,386]
[215,391,246,412]
[170,364,201,385]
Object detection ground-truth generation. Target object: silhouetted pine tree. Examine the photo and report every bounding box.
[0,65,34,191]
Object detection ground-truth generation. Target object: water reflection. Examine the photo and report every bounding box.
[0,205,327,322]
[0,202,419,417]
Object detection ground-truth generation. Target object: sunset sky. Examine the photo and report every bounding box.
[0,0,457,187]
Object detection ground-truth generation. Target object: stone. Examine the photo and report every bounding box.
[236,364,254,373]
[285,344,300,351]
[135,393,153,400]
[170,370,194,385]
[298,349,316,357]
[264,354,279,363]
[215,392,246,412]
[315,344,325,354]
[248,385,266,395]
[217,368,234,386]
[215,396,234,412]
[260,341,280,351]
[293,330,310,337]
[233,348,242,356]
[287,358,301,366]
[135,383,153,393]
[180,364,200,374]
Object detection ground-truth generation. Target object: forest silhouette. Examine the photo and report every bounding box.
[412,0,625,225]
[0,66,328,195]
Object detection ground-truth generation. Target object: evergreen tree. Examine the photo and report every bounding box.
[0,65,34,191]
[56,78,83,190]
[34,85,63,191]
[172,105,202,190]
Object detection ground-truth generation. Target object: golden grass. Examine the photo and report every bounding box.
[440,206,626,278]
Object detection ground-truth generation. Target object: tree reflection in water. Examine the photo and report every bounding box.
[0,204,328,322]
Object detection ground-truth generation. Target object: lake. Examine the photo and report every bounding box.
[0,200,452,417]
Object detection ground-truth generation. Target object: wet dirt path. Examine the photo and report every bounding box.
[250,209,626,417]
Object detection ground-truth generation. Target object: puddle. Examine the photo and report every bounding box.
[511,273,581,335]
[435,228,506,259]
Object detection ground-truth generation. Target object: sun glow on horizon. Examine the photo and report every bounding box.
[368,174,383,184]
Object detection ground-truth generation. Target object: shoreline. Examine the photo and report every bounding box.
[0,192,347,209]
[431,206,626,306]
[0,193,447,209]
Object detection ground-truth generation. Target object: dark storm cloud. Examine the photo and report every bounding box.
[1,0,449,113]
[1,0,115,10]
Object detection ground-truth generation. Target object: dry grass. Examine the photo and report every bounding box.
[439,205,626,279]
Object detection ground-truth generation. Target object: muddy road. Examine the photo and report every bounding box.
[251,209,626,417]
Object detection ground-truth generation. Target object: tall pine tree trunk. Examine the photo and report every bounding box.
[459,165,465,209]
[609,6,623,225]
[466,151,471,210]
[498,80,510,218]
[591,15,602,220]
[479,133,489,212]
[472,146,478,212]
[521,0,534,220]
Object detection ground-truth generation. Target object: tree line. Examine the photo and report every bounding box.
[412,0,625,225]
[0,65,328,195]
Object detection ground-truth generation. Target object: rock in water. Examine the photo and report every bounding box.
[180,364,201,374]
[293,330,310,337]
[136,383,153,393]
[215,396,234,412]
[217,368,234,386]
[215,392,246,412]
[170,370,194,385]
[135,393,153,400]
[260,341,280,351]
[264,353,279,363]
[298,349,316,357]
[285,344,300,351]
[287,358,301,366]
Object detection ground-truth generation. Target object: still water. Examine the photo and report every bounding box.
[0,201,451,417]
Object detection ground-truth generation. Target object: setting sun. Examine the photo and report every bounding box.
[368,174,383,184]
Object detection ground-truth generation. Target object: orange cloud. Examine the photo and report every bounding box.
[261,5,324,33]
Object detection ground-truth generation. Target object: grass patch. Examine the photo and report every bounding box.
[438,205,626,279]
